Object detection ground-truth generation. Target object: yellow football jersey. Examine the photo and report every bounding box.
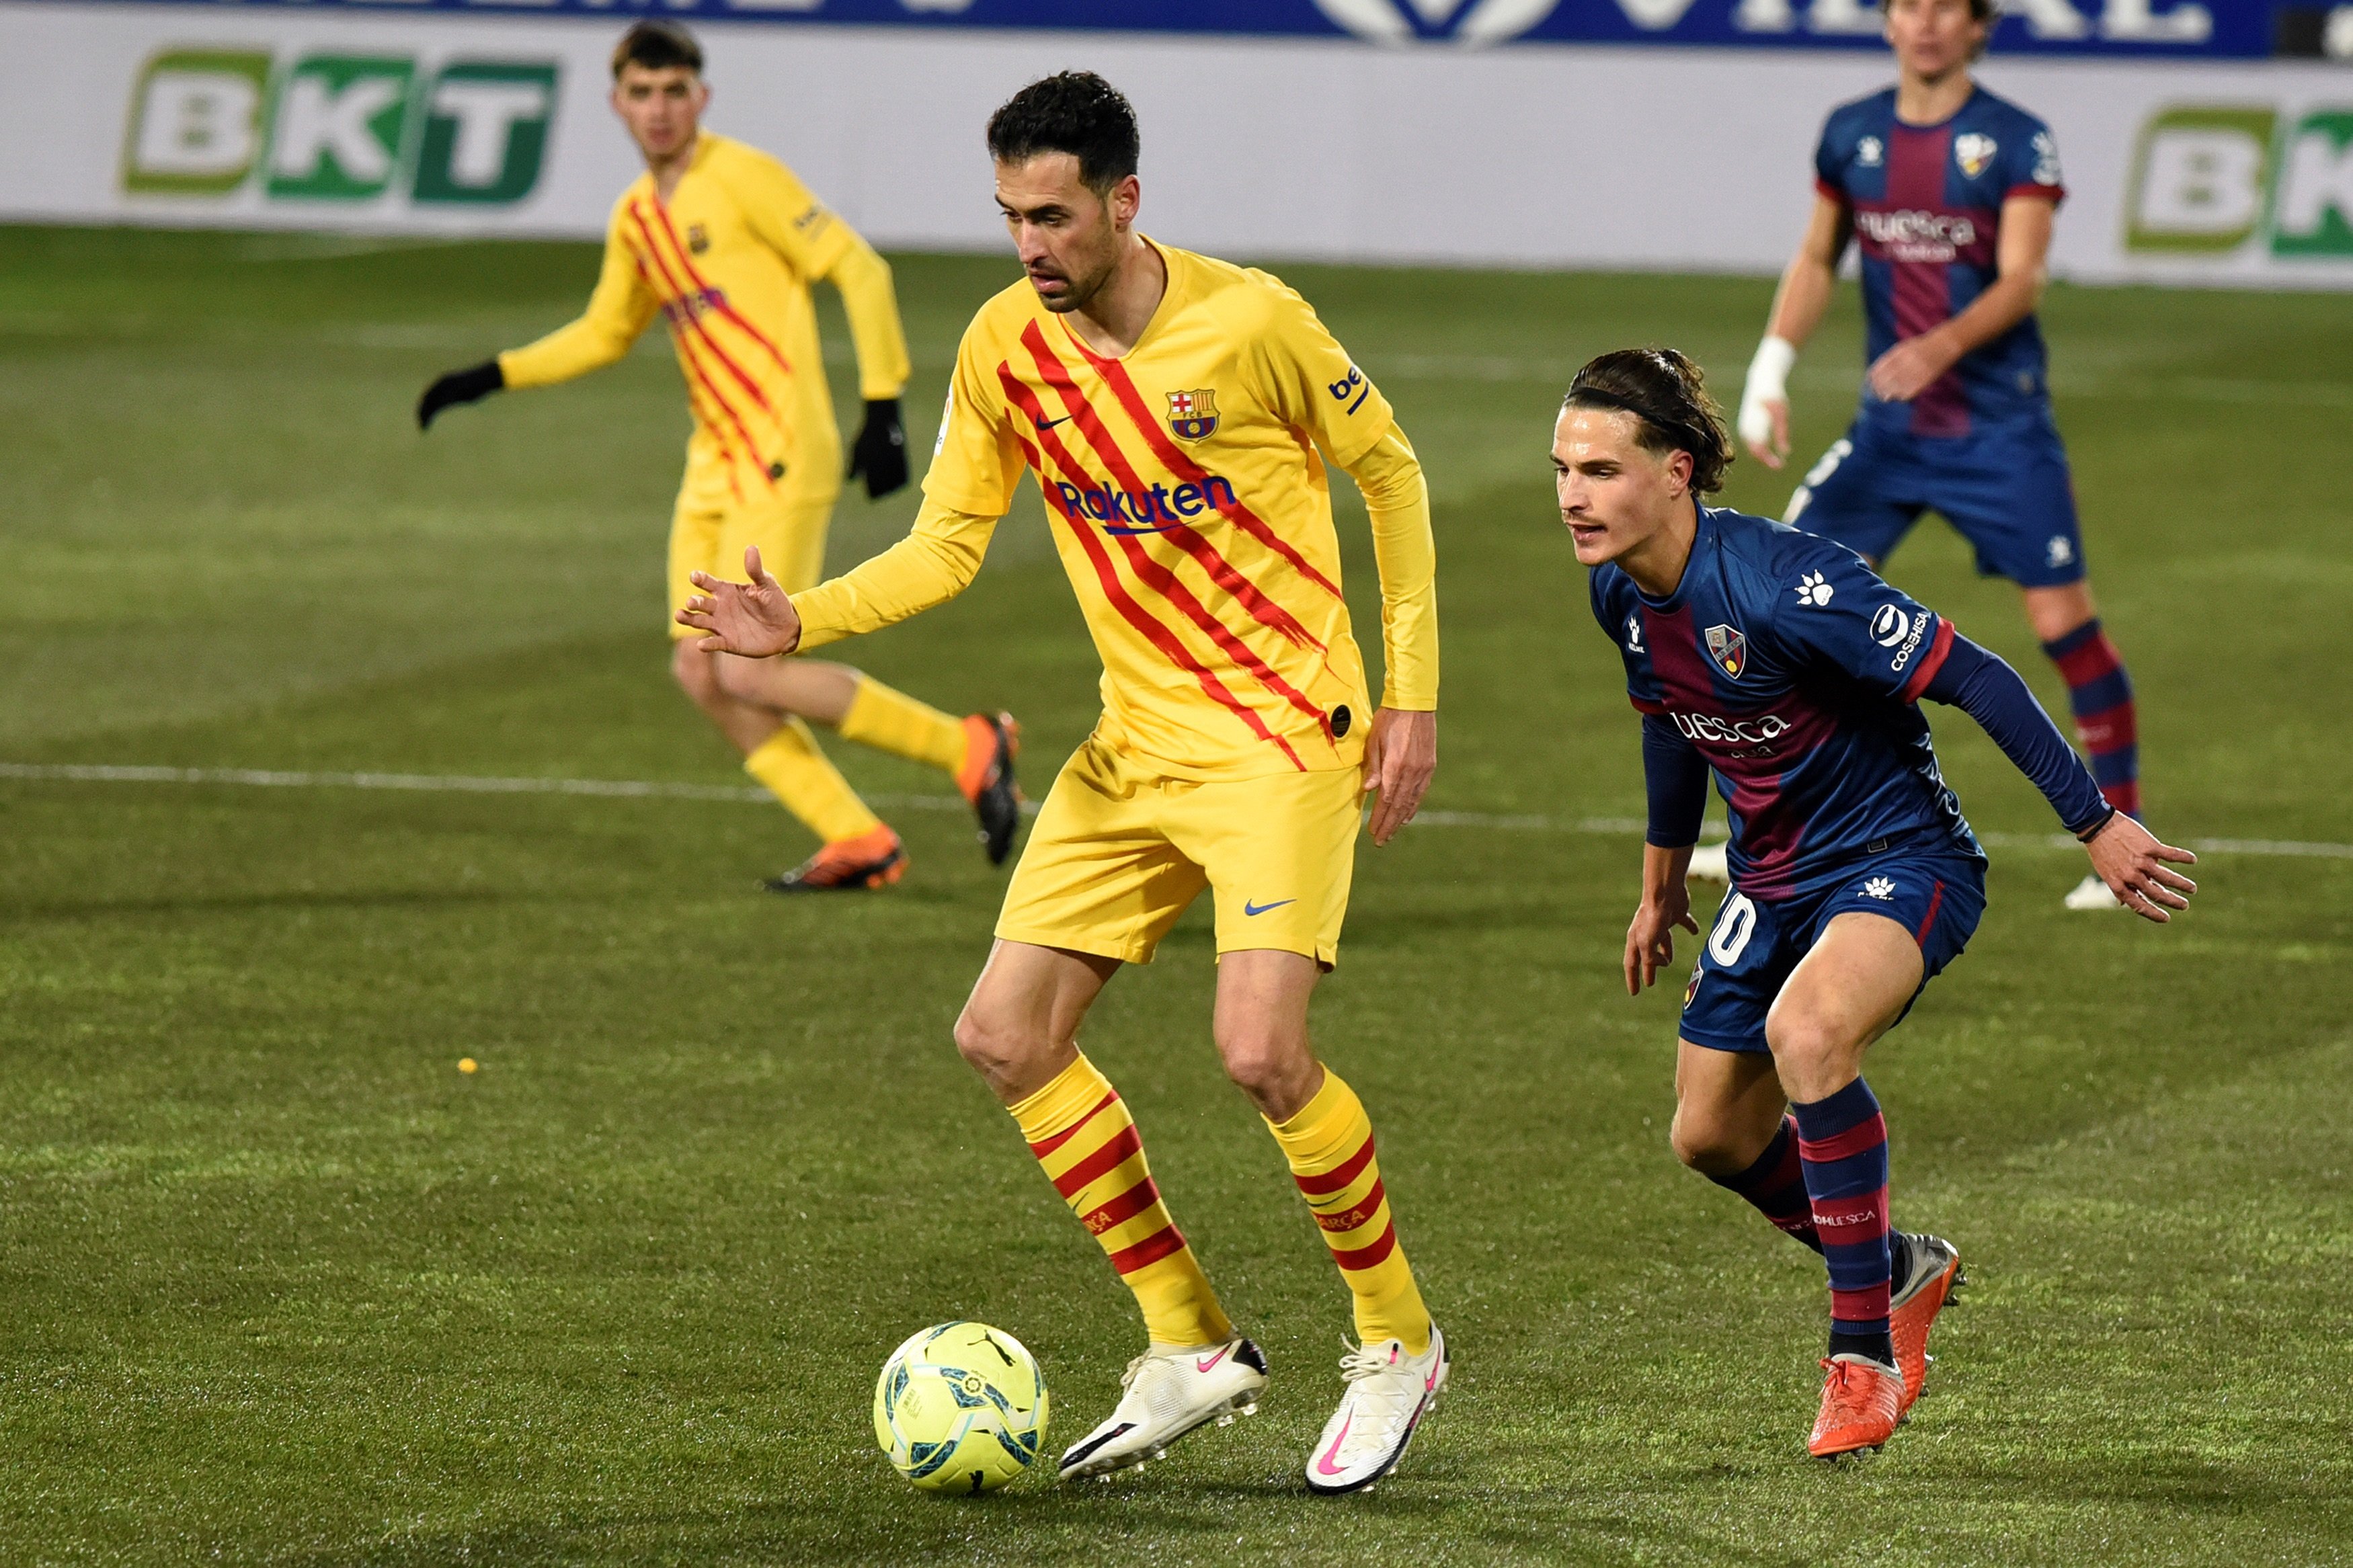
[498,132,909,509]
[797,241,1435,783]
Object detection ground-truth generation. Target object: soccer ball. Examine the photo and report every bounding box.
[872,1321,1049,1494]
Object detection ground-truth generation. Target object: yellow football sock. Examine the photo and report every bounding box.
[1266,1066,1432,1355]
[837,675,968,777]
[1011,1055,1234,1350]
[744,720,881,845]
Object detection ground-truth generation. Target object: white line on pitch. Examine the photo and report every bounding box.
[1,762,2346,862]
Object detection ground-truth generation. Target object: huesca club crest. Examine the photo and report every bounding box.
[1705,624,1748,679]
[1166,388,1219,441]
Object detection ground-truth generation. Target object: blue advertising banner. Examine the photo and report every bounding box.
[57,0,2292,59]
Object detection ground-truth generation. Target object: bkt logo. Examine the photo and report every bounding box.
[123,48,558,206]
[2126,104,2353,259]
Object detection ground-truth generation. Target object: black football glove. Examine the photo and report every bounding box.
[846,397,909,499]
[417,360,505,430]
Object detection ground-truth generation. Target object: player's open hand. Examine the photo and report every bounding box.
[1739,396,1791,470]
[1625,883,1701,997]
[2083,814,2198,923]
[676,546,802,658]
[1362,707,1435,847]
[1867,335,1958,403]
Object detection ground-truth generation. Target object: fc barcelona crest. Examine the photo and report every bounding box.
[1166,388,1219,441]
[686,223,711,254]
[1705,624,1748,679]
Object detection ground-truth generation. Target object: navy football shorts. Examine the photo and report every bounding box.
[1679,854,1987,1056]
[1785,410,2086,589]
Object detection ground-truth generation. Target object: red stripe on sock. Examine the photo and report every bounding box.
[1292,1134,1378,1196]
[1330,1220,1399,1271]
[1027,1091,1119,1159]
[1797,1114,1887,1165]
[1108,1224,1188,1275]
[1051,1124,1143,1199]
[1079,1175,1164,1237]
[2075,699,2138,753]
[1812,1190,1890,1241]
[1312,1177,1386,1234]
[1831,1284,1892,1322]
[2054,630,2122,687]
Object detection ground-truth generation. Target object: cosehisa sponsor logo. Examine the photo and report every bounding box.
[123,48,557,206]
[2126,104,2353,259]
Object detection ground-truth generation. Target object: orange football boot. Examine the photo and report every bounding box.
[955,712,1023,867]
[1889,1233,1964,1414]
[1808,1355,1903,1460]
[763,825,906,893]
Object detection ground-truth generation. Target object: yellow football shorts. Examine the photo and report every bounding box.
[996,736,1364,968]
[667,489,835,637]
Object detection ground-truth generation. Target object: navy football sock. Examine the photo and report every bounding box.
[1707,1114,1823,1253]
[1792,1078,1895,1368]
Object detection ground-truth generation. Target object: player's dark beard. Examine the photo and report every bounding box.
[1032,234,1118,315]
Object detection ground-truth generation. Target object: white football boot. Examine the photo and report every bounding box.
[1304,1325,1449,1495]
[1058,1337,1269,1481]
[2065,872,2124,911]
[1687,841,1732,883]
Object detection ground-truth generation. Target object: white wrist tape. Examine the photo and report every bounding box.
[1737,335,1798,448]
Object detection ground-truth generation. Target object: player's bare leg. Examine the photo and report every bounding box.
[956,941,1267,1481]
[1767,913,1931,1458]
[670,641,904,890]
[1216,949,1447,1493]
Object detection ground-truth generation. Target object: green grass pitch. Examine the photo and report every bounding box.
[2,225,2350,1564]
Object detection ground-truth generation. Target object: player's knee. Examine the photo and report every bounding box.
[711,654,771,705]
[1763,1010,1849,1082]
[1669,1102,1753,1175]
[1214,1025,1311,1105]
[952,1001,1040,1083]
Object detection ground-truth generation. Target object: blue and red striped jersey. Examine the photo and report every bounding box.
[1591,507,1985,900]
[1814,85,2066,440]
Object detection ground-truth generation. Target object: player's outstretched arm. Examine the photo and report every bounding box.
[1920,632,2196,923]
[1740,193,1850,469]
[678,546,803,657]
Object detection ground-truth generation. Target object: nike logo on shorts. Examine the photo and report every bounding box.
[1243,898,1297,917]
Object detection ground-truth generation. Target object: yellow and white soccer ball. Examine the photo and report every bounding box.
[872,1321,1049,1494]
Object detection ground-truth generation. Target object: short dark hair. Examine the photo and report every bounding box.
[1564,348,1734,496]
[612,20,702,80]
[986,72,1140,193]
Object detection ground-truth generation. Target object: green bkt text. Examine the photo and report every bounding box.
[2127,104,2353,258]
[124,49,559,205]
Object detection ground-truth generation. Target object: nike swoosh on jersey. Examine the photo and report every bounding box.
[1242,898,1298,917]
[1033,413,1072,429]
